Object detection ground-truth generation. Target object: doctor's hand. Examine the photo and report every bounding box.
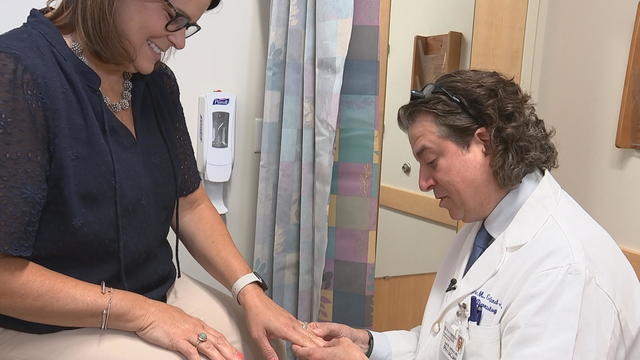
[293,338,368,360]
[306,322,370,354]
[238,284,325,359]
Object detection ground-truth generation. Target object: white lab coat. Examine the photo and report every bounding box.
[378,172,640,359]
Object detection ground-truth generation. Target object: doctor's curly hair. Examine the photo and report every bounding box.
[398,70,558,189]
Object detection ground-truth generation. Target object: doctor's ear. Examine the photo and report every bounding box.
[473,127,492,155]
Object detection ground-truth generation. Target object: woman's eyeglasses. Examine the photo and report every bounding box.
[164,0,202,38]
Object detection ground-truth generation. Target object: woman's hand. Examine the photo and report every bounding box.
[174,187,324,358]
[136,299,243,360]
[239,284,326,359]
[292,338,368,360]
[307,322,370,353]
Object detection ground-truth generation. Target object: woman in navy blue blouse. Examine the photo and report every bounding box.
[0,1,321,359]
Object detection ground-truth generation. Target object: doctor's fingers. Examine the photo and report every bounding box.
[308,322,355,341]
[292,344,328,360]
[292,340,366,360]
[266,317,325,348]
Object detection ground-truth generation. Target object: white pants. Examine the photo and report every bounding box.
[0,274,284,360]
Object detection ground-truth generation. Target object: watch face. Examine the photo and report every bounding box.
[253,271,269,291]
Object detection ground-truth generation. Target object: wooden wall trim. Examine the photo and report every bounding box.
[622,247,640,280]
[379,184,457,228]
[378,0,391,127]
[373,273,437,332]
[615,2,640,149]
[519,0,542,93]
[470,0,529,82]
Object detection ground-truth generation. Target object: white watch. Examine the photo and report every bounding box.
[231,272,268,304]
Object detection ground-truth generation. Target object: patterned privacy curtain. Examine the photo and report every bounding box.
[253,0,354,332]
[318,0,382,329]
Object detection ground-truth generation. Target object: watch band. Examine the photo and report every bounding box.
[231,272,263,304]
[364,330,374,358]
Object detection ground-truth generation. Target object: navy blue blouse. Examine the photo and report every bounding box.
[0,10,201,333]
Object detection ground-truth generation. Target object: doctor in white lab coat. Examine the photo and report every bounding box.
[292,70,640,360]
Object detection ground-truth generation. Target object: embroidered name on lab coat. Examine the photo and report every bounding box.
[473,290,503,315]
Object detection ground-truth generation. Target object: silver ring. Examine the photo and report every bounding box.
[196,332,208,346]
[300,321,308,330]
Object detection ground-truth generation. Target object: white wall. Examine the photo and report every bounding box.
[530,0,640,251]
[376,0,475,277]
[0,1,42,33]
[0,1,270,291]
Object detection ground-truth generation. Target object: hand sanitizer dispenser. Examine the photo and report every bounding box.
[197,92,236,214]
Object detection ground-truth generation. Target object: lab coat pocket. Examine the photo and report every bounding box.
[465,323,501,359]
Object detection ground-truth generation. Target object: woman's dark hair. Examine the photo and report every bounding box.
[208,0,221,10]
[398,69,558,189]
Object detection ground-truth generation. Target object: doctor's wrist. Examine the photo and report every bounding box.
[352,328,372,354]
[363,330,374,357]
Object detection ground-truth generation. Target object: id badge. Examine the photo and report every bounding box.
[440,322,466,360]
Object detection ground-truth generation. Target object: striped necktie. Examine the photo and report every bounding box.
[463,223,494,276]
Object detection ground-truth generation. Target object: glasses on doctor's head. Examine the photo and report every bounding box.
[410,83,483,125]
[163,0,202,38]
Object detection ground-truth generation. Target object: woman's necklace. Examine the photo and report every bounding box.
[70,41,132,113]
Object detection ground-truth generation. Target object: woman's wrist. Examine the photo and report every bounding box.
[236,282,268,307]
[107,290,153,332]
